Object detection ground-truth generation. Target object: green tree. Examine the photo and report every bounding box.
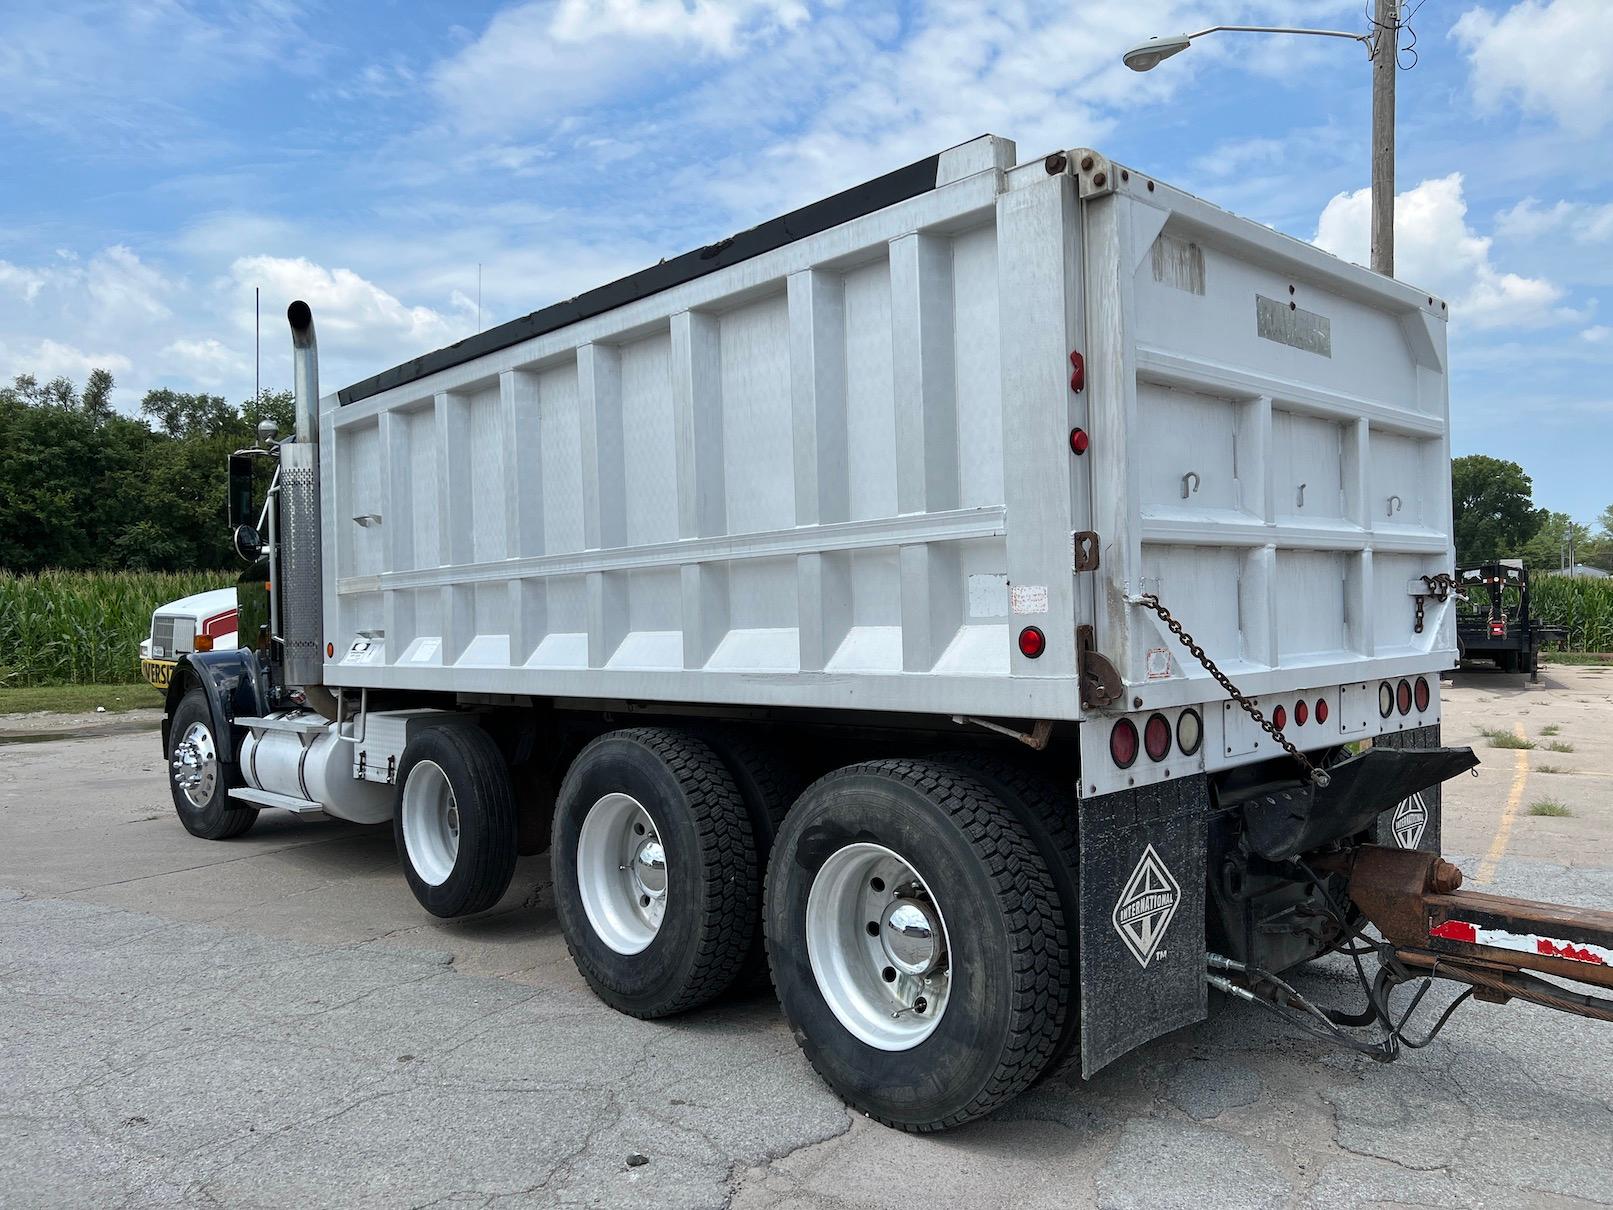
[139,388,235,440]
[1519,512,1592,570]
[81,368,115,424]
[241,387,295,439]
[1451,455,1544,565]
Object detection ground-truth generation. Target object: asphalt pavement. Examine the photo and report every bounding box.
[2,666,1610,1208]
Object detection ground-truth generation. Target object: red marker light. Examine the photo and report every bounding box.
[1414,677,1430,712]
[1018,626,1046,658]
[1143,713,1171,762]
[1294,699,1309,726]
[1272,704,1287,730]
[1397,679,1413,715]
[1069,428,1089,454]
[1315,698,1329,724]
[1110,719,1139,768]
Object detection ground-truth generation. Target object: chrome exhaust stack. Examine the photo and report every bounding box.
[279,300,325,694]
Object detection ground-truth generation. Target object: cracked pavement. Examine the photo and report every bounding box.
[2,666,1611,1207]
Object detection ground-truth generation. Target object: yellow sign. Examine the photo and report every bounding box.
[141,658,176,689]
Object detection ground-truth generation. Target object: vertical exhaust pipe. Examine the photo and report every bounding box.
[279,300,327,703]
[288,300,318,444]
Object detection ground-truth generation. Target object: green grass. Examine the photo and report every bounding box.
[0,682,164,715]
[1478,726,1535,749]
[1528,799,1573,818]
[1544,739,1575,753]
[1542,650,1613,665]
[0,569,231,687]
[1540,724,1561,736]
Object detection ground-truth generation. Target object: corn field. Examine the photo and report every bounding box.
[0,570,231,687]
[1530,575,1613,654]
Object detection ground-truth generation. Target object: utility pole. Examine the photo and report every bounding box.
[1370,0,1398,276]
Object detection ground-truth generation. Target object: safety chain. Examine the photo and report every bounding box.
[1137,593,1331,788]
[1413,571,1458,634]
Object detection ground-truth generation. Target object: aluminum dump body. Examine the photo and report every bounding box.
[320,135,1455,748]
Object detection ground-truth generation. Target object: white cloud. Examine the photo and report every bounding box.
[1313,174,1570,329]
[431,0,808,135]
[1494,197,1613,243]
[0,260,48,302]
[1582,325,1612,344]
[228,255,473,353]
[162,338,248,387]
[3,338,133,383]
[1454,0,1613,137]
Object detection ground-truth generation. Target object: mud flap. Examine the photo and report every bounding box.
[1079,776,1208,1076]
[1371,724,1447,852]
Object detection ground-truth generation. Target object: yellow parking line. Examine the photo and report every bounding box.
[1475,720,1530,885]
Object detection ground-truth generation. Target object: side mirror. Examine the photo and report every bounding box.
[228,454,256,529]
[233,524,264,562]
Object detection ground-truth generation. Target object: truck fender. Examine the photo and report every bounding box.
[161,648,269,764]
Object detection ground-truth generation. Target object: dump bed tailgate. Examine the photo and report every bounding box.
[1078,153,1456,711]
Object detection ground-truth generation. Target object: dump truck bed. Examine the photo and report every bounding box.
[319,135,1456,733]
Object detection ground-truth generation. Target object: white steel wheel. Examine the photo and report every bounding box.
[171,720,219,809]
[401,759,460,887]
[806,842,952,1051]
[577,793,667,955]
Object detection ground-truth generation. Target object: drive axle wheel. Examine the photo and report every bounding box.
[394,724,518,918]
[765,760,1069,1131]
[552,728,757,1018]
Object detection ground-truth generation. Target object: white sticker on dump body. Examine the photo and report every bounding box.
[1009,585,1049,615]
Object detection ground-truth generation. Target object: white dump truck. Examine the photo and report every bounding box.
[160,136,1613,1131]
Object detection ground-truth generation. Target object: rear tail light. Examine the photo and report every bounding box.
[1272,704,1287,730]
[1110,719,1139,768]
[1294,699,1309,726]
[1143,713,1171,762]
[1397,679,1413,715]
[1176,708,1203,756]
[1017,626,1046,658]
[1489,620,1505,637]
[1379,682,1394,718]
[1414,676,1430,711]
[1069,427,1089,454]
[1314,697,1329,724]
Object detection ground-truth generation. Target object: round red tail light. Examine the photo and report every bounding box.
[1379,682,1394,718]
[1414,676,1430,712]
[1143,713,1171,762]
[1069,427,1089,454]
[1018,626,1046,658]
[1294,699,1309,726]
[1110,719,1139,768]
[1314,697,1329,724]
[1176,708,1203,756]
[1396,679,1413,715]
[1272,704,1287,730]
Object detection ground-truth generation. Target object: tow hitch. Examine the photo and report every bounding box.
[1206,845,1613,1058]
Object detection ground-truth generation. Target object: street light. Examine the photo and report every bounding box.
[1121,2,1400,277]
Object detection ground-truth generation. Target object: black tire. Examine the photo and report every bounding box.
[765,759,1069,1131]
[932,750,1082,1079]
[393,724,518,918]
[695,728,807,989]
[551,728,757,1018]
[167,687,257,840]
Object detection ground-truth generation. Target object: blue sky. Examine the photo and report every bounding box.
[1,0,1608,524]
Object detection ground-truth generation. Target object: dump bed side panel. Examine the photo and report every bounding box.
[1080,159,1455,717]
[320,137,1090,719]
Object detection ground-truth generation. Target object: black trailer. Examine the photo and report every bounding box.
[1455,561,1565,680]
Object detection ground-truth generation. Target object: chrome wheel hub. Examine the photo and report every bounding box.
[806,843,953,1051]
[171,721,218,809]
[401,760,460,887]
[577,794,667,955]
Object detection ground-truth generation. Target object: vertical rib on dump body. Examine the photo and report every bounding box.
[321,135,1454,747]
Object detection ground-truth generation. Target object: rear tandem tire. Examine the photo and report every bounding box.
[765,759,1069,1131]
[167,687,257,840]
[394,724,519,919]
[551,728,758,1019]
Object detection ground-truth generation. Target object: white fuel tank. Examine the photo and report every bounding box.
[239,712,393,824]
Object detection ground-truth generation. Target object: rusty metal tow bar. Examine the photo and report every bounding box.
[1326,845,1613,1024]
